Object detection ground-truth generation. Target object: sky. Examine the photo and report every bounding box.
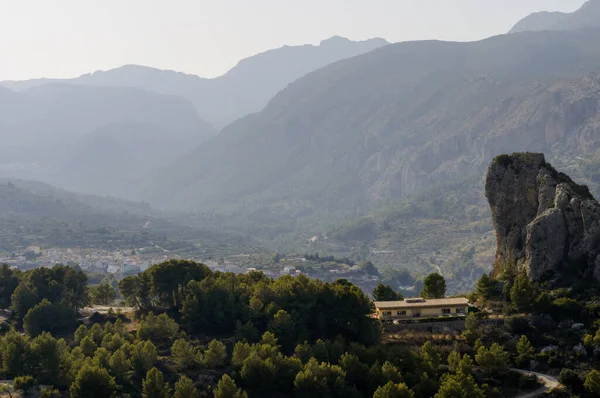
[0,0,587,81]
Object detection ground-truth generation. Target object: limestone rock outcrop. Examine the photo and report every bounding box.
[486,152,600,281]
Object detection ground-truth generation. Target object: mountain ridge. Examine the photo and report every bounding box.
[147,28,600,211]
[0,83,214,198]
[509,0,600,34]
[0,36,389,128]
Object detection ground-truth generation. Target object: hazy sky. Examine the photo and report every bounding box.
[0,0,586,81]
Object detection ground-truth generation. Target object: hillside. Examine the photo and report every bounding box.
[509,0,600,33]
[140,28,600,290]
[0,36,389,127]
[148,29,600,212]
[0,84,214,198]
[0,180,257,256]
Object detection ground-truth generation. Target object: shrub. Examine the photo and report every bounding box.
[551,298,583,321]
[518,374,538,390]
[137,313,179,344]
[40,387,61,398]
[559,368,583,394]
[23,300,76,337]
[504,315,532,335]
[13,375,36,392]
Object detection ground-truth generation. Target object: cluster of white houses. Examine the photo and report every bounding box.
[374,297,469,321]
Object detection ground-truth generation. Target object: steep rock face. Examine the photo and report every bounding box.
[486,152,600,281]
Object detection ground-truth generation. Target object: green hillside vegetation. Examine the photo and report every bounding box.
[0,181,261,257]
[3,260,599,397]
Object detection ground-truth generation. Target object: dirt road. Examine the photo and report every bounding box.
[512,368,561,398]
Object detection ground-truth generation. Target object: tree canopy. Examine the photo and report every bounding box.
[420,273,446,299]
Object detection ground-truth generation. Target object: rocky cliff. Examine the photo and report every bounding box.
[486,152,600,282]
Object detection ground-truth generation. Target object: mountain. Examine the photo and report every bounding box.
[148,29,600,211]
[140,28,600,286]
[0,37,389,128]
[509,0,600,34]
[0,84,214,198]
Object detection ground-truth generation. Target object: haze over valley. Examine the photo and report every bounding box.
[2,0,600,294]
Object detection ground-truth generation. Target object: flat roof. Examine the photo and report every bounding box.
[374,297,469,309]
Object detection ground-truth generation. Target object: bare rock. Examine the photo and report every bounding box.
[525,208,567,280]
[571,323,585,330]
[573,343,588,356]
[541,345,558,354]
[486,152,600,282]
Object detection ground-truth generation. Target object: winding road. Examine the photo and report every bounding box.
[512,368,561,398]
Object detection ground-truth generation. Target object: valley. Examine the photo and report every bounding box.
[4,1,600,296]
[5,1,600,397]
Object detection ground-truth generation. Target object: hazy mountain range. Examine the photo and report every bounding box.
[148,28,600,212]
[510,0,600,33]
[0,83,213,198]
[4,3,600,286]
[1,36,389,128]
[0,36,389,198]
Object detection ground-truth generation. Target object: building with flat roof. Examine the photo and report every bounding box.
[374,297,469,321]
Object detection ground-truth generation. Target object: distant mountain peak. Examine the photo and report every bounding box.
[582,0,600,9]
[510,0,600,33]
[320,36,352,45]
[0,36,389,128]
[319,36,388,47]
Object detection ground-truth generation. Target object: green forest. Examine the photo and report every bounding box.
[0,260,598,397]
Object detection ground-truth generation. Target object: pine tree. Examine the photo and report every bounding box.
[515,335,535,367]
[373,381,414,398]
[79,336,98,357]
[420,273,446,299]
[434,373,484,398]
[109,348,132,381]
[213,374,248,398]
[132,341,158,376]
[475,343,509,374]
[89,323,104,345]
[142,367,172,398]
[475,274,495,299]
[74,325,89,344]
[510,271,534,313]
[69,364,117,398]
[373,284,403,301]
[585,369,600,395]
[173,376,199,398]
[171,339,197,371]
[93,347,111,370]
[447,351,461,373]
[381,361,403,384]
[204,339,227,368]
[457,354,474,376]
[420,341,441,375]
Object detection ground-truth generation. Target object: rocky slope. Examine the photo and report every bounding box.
[147,28,600,215]
[509,0,600,34]
[486,152,600,282]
